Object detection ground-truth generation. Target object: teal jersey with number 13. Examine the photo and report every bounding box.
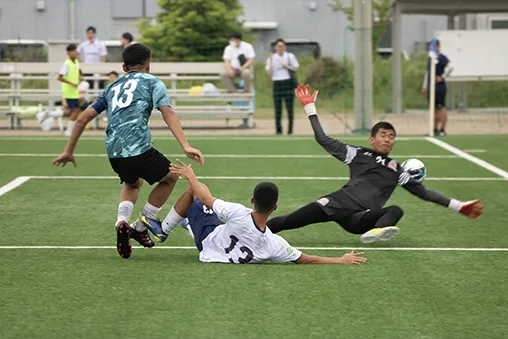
[94,72,171,158]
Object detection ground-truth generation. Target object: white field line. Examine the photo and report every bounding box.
[0,245,507,251]
[426,137,508,179]
[0,153,485,159]
[463,149,487,153]
[27,175,507,181]
[2,175,505,198]
[0,176,31,197]
[0,136,426,141]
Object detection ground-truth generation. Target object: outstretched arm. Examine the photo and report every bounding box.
[52,106,99,167]
[295,84,356,163]
[270,234,367,265]
[402,177,483,219]
[295,251,366,265]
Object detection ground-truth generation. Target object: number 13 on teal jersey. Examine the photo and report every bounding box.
[111,79,138,111]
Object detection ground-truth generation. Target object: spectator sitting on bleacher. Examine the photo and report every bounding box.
[108,71,119,84]
[120,32,136,49]
[77,80,92,119]
[221,32,255,93]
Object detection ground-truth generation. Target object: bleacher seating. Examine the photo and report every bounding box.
[0,62,255,129]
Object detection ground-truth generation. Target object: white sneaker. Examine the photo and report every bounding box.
[36,111,50,123]
[360,226,399,244]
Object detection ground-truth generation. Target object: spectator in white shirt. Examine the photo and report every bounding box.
[77,26,108,63]
[78,26,108,89]
[266,39,300,135]
[221,32,255,93]
[144,160,367,265]
[120,32,136,49]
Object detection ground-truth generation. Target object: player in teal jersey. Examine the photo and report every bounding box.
[53,44,204,259]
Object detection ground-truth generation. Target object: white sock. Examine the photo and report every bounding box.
[66,120,76,132]
[142,202,161,219]
[49,109,64,118]
[162,207,185,235]
[116,201,134,227]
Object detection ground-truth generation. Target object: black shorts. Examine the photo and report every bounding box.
[316,190,361,217]
[109,148,171,185]
[65,99,80,109]
[428,91,446,108]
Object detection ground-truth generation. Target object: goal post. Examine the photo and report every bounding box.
[428,52,437,137]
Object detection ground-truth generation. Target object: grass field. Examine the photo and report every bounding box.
[0,134,507,339]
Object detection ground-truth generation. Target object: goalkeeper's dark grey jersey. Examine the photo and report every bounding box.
[308,115,450,213]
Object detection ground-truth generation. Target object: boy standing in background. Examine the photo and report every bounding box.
[57,44,83,136]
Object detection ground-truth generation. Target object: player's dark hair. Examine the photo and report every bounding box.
[371,121,396,137]
[228,32,242,40]
[122,32,134,43]
[253,182,278,213]
[86,26,97,33]
[275,39,286,45]
[108,71,119,77]
[66,44,77,52]
[122,43,151,70]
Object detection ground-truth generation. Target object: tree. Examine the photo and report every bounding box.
[329,0,391,54]
[137,0,248,61]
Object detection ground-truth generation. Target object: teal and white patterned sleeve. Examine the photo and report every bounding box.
[90,89,108,113]
[152,79,171,109]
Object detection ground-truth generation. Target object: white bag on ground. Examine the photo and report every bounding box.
[203,83,219,94]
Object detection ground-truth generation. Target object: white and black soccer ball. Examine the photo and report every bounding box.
[401,158,427,182]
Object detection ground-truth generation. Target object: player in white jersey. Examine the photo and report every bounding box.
[146,160,367,264]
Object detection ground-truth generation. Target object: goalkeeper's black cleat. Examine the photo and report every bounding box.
[116,221,132,259]
[129,228,155,248]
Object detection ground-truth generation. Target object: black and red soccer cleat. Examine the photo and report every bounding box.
[116,221,132,259]
[129,228,155,248]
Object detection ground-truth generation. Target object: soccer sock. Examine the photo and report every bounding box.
[373,206,404,229]
[142,202,161,219]
[162,206,185,235]
[116,201,134,227]
[266,202,329,234]
[66,120,76,132]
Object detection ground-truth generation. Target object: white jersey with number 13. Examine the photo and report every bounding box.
[200,199,302,264]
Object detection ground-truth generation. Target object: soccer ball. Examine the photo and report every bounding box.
[401,158,427,182]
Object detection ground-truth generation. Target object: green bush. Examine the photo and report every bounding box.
[304,57,353,97]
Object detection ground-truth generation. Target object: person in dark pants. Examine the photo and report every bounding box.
[266,39,299,135]
[422,38,454,136]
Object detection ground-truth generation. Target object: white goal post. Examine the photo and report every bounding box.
[428,53,437,137]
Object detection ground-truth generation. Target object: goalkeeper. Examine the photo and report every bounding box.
[266,84,483,243]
